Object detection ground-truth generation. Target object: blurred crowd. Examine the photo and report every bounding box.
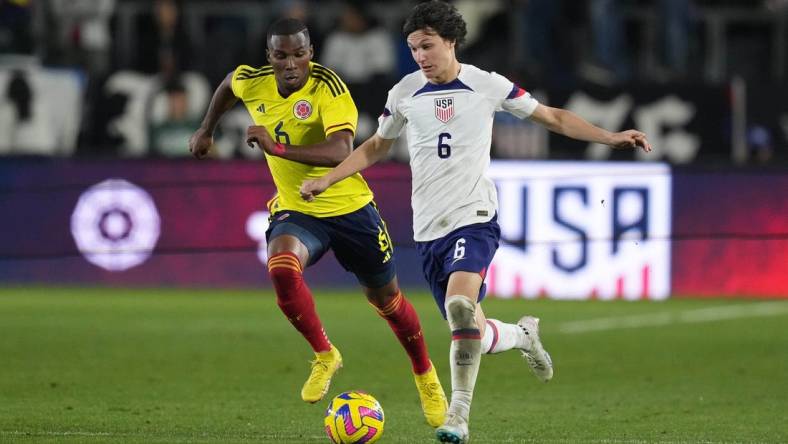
[1,0,787,162]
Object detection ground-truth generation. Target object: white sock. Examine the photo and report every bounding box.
[445,296,481,420]
[481,318,526,354]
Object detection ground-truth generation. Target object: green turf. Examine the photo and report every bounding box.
[1,288,786,443]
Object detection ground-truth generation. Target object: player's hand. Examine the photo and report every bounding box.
[610,130,652,153]
[246,125,278,154]
[300,177,330,202]
[189,127,213,159]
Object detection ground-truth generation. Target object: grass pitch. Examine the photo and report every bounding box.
[1,288,786,443]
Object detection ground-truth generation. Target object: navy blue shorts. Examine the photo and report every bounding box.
[416,216,501,319]
[265,202,396,288]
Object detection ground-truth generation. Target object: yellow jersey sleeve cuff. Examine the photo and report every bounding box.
[325,122,356,137]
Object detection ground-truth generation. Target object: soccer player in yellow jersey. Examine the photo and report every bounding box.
[188,18,447,427]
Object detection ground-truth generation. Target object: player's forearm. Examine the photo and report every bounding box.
[324,135,390,187]
[200,74,238,133]
[275,140,350,167]
[547,108,614,145]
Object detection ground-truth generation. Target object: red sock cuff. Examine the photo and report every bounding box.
[268,252,302,273]
[372,290,404,317]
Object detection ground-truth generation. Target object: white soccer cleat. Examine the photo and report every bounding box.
[435,413,469,444]
[517,316,554,382]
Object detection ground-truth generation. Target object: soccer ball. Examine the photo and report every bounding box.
[324,391,385,444]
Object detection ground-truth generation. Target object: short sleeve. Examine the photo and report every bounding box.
[489,71,539,119]
[230,65,256,99]
[321,89,358,136]
[501,84,539,119]
[376,87,406,139]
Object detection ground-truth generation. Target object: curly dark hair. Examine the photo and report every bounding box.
[402,1,467,47]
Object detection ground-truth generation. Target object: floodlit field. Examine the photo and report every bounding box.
[1,288,786,443]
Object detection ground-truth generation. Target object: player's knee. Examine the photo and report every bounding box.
[445,296,476,330]
[267,252,304,289]
[365,287,399,309]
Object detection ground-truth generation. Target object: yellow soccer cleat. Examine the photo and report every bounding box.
[301,346,343,403]
[413,361,448,428]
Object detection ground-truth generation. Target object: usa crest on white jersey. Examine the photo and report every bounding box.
[434,97,454,123]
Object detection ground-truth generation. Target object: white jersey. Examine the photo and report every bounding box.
[377,63,539,241]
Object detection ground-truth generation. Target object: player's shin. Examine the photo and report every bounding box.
[445,295,482,421]
[371,290,431,374]
[268,252,331,352]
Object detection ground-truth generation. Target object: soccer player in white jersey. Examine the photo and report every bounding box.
[301,1,652,442]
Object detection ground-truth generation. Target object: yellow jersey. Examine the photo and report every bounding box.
[231,62,373,217]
